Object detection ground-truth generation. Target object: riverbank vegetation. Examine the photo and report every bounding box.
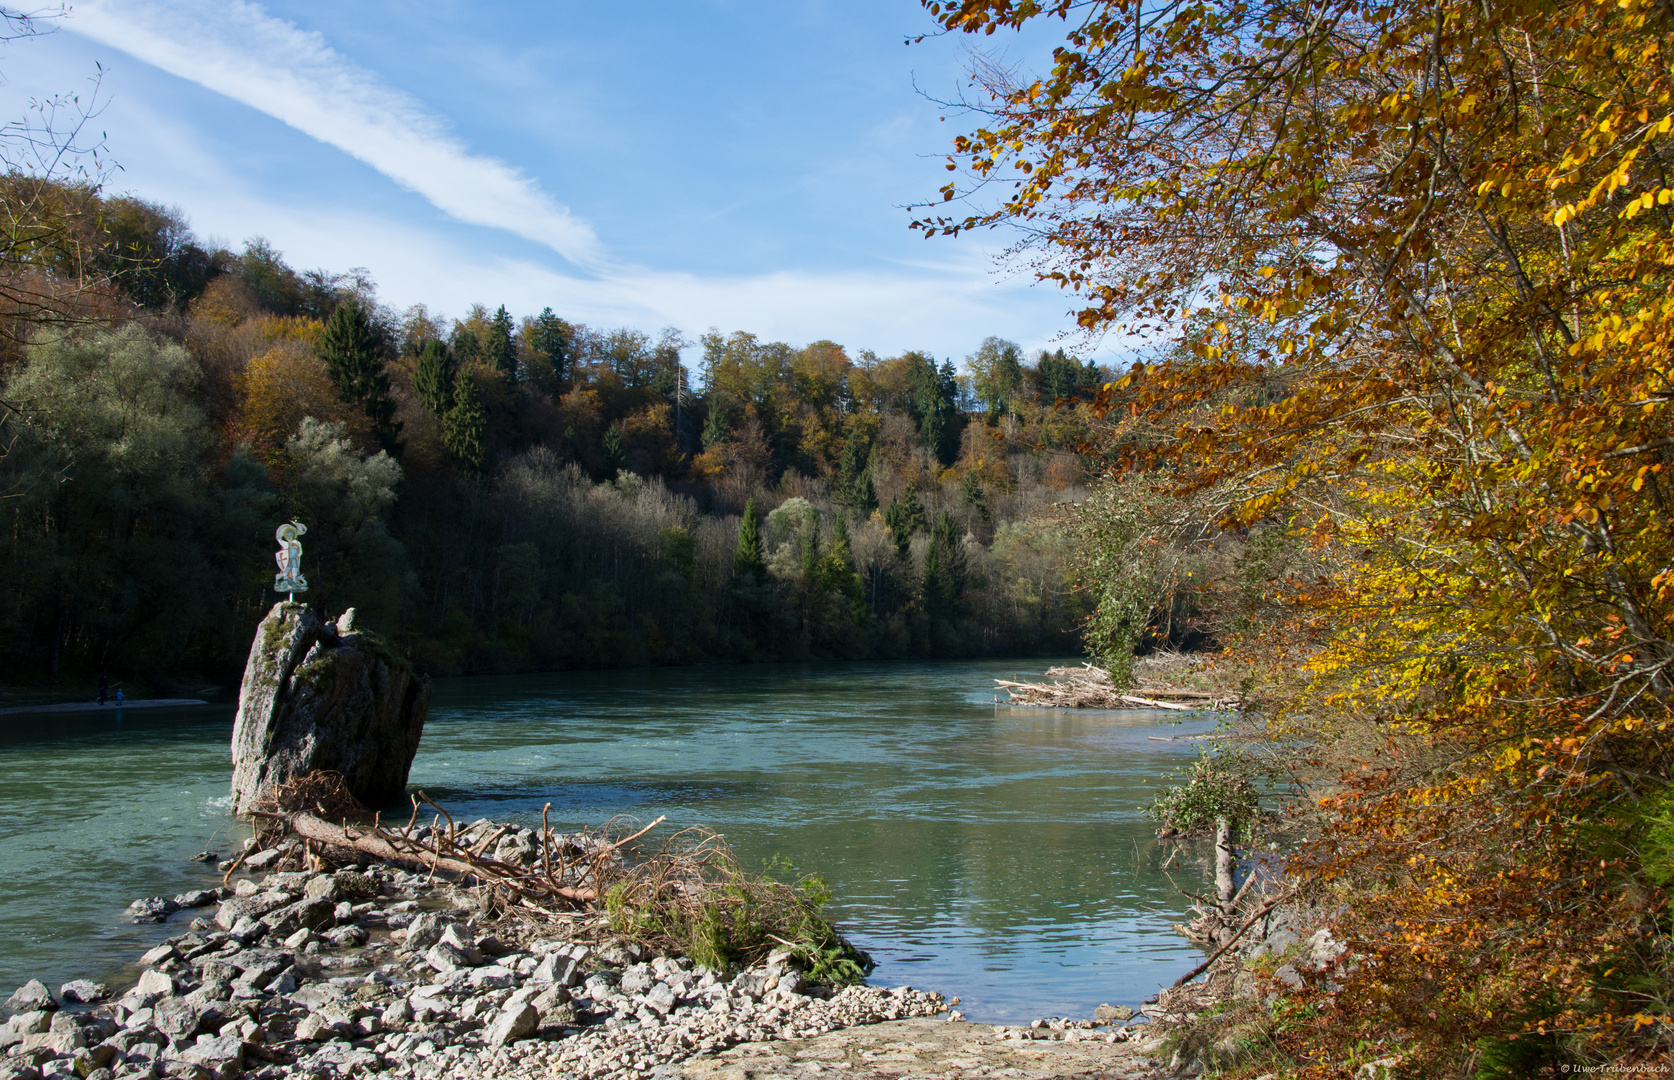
[0,190,1116,683]
[925,0,1674,1073]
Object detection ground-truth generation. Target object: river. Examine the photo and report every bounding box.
[0,658,1223,1024]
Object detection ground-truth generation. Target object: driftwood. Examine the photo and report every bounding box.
[1168,887,1297,988]
[996,662,1241,711]
[248,778,671,916]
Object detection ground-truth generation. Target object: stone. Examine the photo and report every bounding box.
[57,981,107,1005]
[4,981,56,1013]
[483,1002,538,1047]
[258,898,334,939]
[228,602,431,814]
[402,914,446,951]
[126,898,178,924]
[172,1035,244,1080]
[0,1011,51,1049]
[643,983,677,1016]
[139,945,179,968]
[302,877,337,903]
[1094,1004,1135,1022]
[171,891,218,911]
[240,850,281,872]
[19,1028,82,1055]
[135,971,176,1000]
[618,965,654,996]
[152,999,210,1041]
[288,984,348,1012]
[424,942,473,974]
[466,966,515,990]
[299,1041,377,1074]
[291,1014,333,1042]
[322,926,367,950]
[530,952,583,988]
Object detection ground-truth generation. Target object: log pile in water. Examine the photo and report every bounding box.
[995,663,1241,711]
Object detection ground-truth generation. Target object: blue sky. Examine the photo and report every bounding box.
[0,1,1100,364]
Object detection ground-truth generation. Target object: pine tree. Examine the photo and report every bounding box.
[883,495,927,558]
[413,339,455,416]
[485,304,517,380]
[931,509,967,598]
[836,431,870,507]
[318,296,401,450]
[603,424,625,475]
[530,307,571,395]
[733,498,765,581]
[442,368,485,474]
[701,400,728,449]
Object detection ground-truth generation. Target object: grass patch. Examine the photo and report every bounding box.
[602,828,874,984]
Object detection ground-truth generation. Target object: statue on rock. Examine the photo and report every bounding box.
[274,520,308,596]
[230,599,431,815]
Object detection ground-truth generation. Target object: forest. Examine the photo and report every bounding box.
[0,183,1118,683]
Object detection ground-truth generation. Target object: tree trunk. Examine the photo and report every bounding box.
[1215,815,1236,910]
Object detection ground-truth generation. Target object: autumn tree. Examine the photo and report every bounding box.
[923,0,1674,1068]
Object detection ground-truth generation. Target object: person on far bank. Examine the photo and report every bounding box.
[98,676,109,706]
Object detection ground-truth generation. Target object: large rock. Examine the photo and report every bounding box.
[230,602,429,813]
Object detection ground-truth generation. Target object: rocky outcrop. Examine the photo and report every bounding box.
[230,602,430,814]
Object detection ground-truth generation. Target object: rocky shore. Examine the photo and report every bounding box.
[0,820,1167,1080]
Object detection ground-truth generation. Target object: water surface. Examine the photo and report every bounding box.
[0,659,1222,1023]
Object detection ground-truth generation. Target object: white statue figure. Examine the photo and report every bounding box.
[275,520,309,595]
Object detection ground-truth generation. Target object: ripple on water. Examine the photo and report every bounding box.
[0,658,1222,1023]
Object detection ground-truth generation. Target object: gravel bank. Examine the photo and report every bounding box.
[0,822,1159,1080]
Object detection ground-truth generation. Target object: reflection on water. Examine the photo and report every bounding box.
[0,659,1221,1023]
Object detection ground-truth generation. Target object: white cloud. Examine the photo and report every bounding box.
[69,0,604,267]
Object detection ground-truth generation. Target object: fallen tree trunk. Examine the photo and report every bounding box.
[254,810,600,905]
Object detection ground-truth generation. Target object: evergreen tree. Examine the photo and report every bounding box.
[1036,348,1088,404]
[603,423,625,475]
[441,369,485,474]
[413,339,455,416]
[529,307,571,394]
[883,495,927,558]
[904,352,964,466]
[485,304,517,380]
[931,509,967,598]
[922,538,948,623]
[835,431,870,508]
[317,295,401,451]
[701,399,729,449]
[959,471,990,525]
[733,498,765,581]
[449,320,482,368]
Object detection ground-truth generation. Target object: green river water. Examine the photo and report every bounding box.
[0,659,1223,1024]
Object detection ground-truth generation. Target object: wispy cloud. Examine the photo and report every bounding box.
[69,0,604,268]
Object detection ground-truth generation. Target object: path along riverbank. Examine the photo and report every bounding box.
[0,816,1185,1080]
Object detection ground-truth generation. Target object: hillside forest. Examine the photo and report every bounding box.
[0,185,1120,683]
